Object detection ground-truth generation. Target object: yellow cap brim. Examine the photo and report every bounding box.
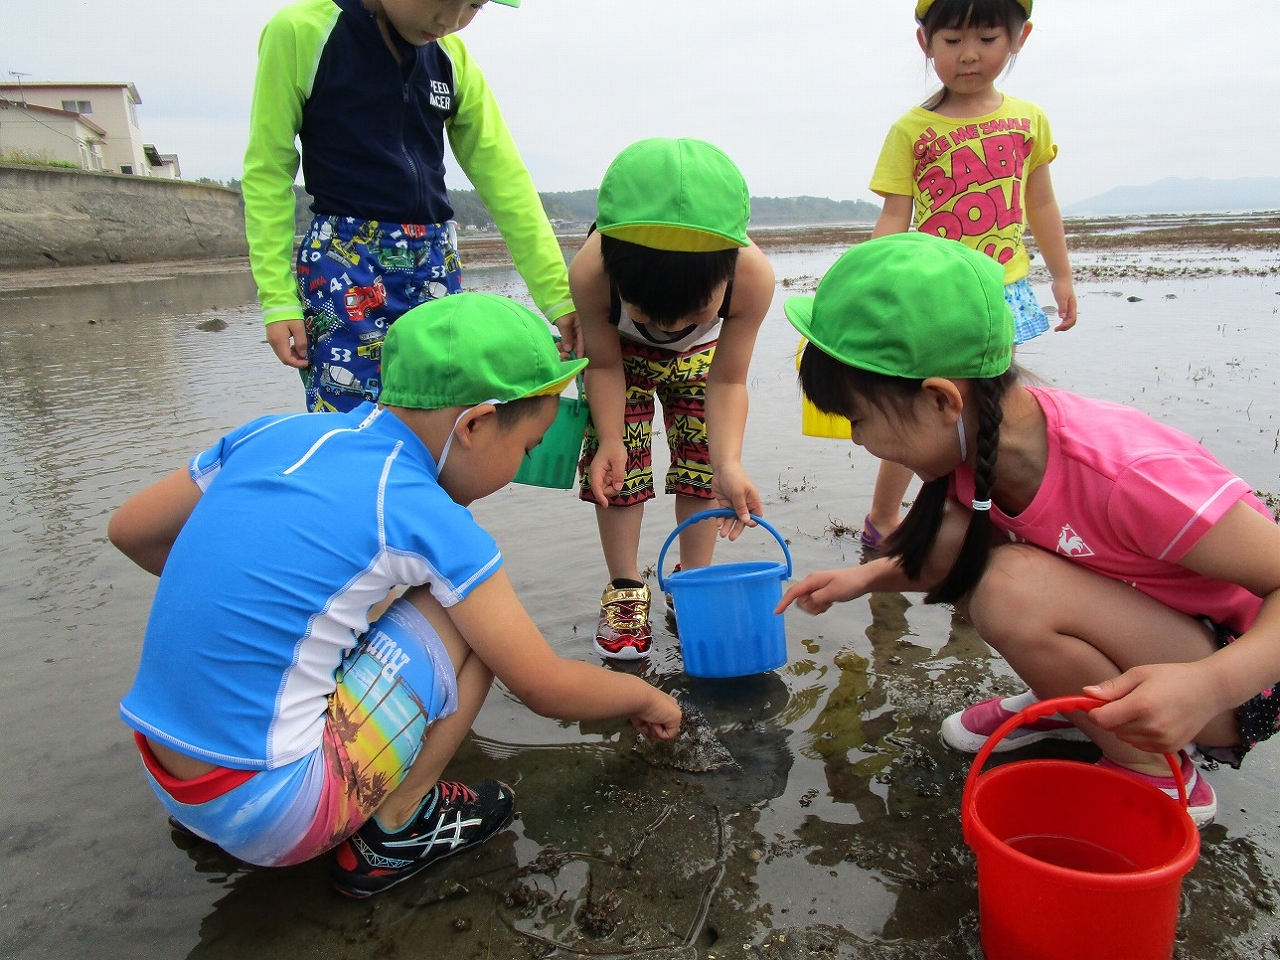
[916,0,1031,19]
[523,356,589,398]
[598,223,746,253]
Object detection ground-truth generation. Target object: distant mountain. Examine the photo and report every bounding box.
[1063,177,1280,216]
[749,195,880,225]
[447,189,880,230]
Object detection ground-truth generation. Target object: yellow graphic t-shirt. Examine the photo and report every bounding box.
[869,95,1057,284]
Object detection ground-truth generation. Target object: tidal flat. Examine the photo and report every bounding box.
[1,215,1277,959]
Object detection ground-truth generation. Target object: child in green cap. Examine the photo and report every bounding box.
[570,138,776,660]
[109,293,681,898]
[859,0,1077,551]
[778,232,1280,827]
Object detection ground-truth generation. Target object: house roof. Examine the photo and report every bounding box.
[0,81,142,103]
[0,98,108,136]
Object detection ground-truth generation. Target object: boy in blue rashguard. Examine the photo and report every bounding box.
[244,0,579,412]
[110,294,680,898]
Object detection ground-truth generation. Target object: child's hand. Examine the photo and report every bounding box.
[266,318,310,369]
[632,690,682,741]
[1051,277,1077,332]
[553,312,583,359]
[588,440,628,507]
[775,568,867,616]
[1084,662,1228,755]
[712,462,762,541]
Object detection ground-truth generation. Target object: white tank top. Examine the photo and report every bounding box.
[611,280,731,353]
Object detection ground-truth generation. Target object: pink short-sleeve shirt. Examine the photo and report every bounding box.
[954,387,1267,634]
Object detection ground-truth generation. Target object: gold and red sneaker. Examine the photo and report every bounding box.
[593,581,652,660]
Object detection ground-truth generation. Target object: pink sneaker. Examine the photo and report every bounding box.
[1098,751,1217,827]
[940,690,1090,753]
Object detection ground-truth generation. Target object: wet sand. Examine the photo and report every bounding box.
[1,214,1278,959]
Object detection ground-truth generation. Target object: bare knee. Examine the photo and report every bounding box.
[966,544,1062,652]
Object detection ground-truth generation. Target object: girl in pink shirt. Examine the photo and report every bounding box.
[779,233,1280,826]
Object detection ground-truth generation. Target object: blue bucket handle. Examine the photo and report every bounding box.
[657,508,792,592]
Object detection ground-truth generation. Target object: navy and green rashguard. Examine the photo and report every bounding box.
[242,0,574,327]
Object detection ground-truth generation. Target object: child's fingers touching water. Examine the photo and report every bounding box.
[777,569,862,616]
[631,692,683,741]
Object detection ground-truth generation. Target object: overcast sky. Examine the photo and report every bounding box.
[2,2,1272,206]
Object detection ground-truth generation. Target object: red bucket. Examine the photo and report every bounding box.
[962,695,1200,960]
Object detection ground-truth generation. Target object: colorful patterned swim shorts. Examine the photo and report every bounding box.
[135,599,457,866]
[295,216,463,412]
[578,339,717,507]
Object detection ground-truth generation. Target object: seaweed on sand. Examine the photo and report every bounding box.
[632,701,738,772]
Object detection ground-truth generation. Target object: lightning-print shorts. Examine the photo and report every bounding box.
[134,599,457,866]
[295,216,463,413]
[578,339,717,508]
[1005,277,1051,346]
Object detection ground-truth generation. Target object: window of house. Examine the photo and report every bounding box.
[120,165,133,175]
[61,100,92,115]
[128,102,138,127]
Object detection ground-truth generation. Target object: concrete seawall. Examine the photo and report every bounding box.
[0,163,248,269]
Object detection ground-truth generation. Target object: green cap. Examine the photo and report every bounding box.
[915,0,1031,19]
[379,293,587,409]
[490,0,520,7]
[596,138,750,252]
[784,233,1013,380]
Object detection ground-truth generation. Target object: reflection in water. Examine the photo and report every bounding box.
[3,257,1280,959]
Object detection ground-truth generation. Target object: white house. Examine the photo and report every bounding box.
[0,99,107,170]
[144,144,181,180]
[0,82,179,177]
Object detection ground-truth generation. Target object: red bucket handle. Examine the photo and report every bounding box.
[961,694,1188,840]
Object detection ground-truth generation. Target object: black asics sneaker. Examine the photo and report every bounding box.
[332,779,514,899]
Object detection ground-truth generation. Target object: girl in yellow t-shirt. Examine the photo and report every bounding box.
[858,0,1077,551]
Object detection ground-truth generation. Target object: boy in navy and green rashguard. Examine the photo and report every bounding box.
[243,0,578,412]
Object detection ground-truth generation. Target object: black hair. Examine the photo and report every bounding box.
[798,342,1019,605]
[493,393,558,429]
[919,0,1028,111]
[919,0,1027,39]
[599,234,738,327]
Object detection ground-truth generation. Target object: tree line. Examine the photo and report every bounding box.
[287,186,878,234]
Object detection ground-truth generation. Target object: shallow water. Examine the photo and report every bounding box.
[2,238,1279,959]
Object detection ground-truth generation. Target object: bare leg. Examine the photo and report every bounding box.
[868,460,913,538]
[595,502,645,583]
[675,494,718,571]
[373,585,495,829]
[966,544,1240,774]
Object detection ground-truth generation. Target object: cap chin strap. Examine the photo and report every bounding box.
[436,398,501,475]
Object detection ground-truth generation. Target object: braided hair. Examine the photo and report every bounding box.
[798,342,1019,604]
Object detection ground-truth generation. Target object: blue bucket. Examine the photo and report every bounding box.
[657,508,792,678]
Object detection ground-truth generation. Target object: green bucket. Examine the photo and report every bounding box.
[513,374,589,489]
